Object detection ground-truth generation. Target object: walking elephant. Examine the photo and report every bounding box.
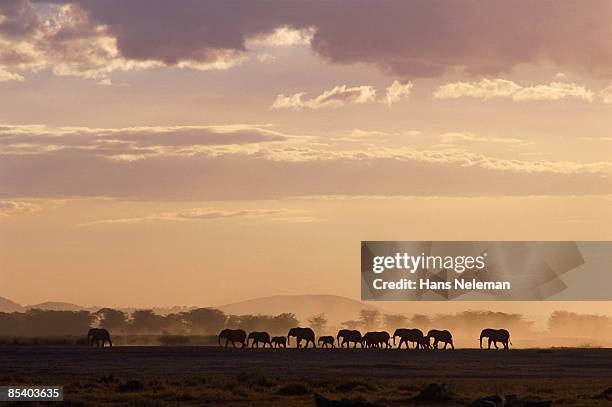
[288,327,316,348]
[271,336,287,348]
[318,335,335,348]
[427,329,454,349]
[337,329,363,348]
[87,328,112,348]
[418,335,432,349]
[393,328,426,349]
[363,331,391,348]
[247,331,272,348]
[480,328,511,349]
[218,329,247,348]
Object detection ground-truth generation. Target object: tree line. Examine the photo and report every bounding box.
[0,308,610,341]
[0,308,298,337]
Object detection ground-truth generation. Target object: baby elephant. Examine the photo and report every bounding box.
[318,335,336,348]
[271,336,287,348]
[247,331,272,348]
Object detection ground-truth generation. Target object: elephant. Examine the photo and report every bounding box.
[393,328,426,349]
[218,329,247,348]
[480,328,511,349]
[318,335,336,348]
[87,328,112,348]
[362,332,374,348]
[247,331,272,348]
[271,336,287,348]
[337,329,363,348]
[363,331,391,348]
[427,329,454,350]
[418,335,432,349]
[287,327,316,348]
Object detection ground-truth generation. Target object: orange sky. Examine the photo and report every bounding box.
[0,1,611,316]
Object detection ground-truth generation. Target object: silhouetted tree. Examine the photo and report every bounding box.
[164,313,190,334]
[410,314,431,328]
[307,313,328,333]
[96,308,128,333]
[433,311,533,338]
[226,314,241,328]
[341,320,361,330]
[384,314,408,330]
[0,312,26,335]
[548,311,612,339]
[129,309,170,334]
[228,313,298,335]
[3,309,95,336]
[359,309,380,330]
[268,313,299,334]
[182,308,226,334]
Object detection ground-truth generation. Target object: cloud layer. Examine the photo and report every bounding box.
[82,207,288,225]
[0,200,41,217]
[0,124,287,159]
[1,124,610,200]
[434,79,595,102]
[2,1,612,81]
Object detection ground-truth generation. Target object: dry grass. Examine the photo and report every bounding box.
[0,374,606,406]
[0,346,610,405]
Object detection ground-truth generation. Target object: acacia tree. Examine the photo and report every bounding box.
[269,313,299,334]
[182,308,226,334]
[341,320,361,330]
[129,309,170,334]
[96,308,128,333]
[410,314,431,329]
[359,309,380,331]
[307,313,328,334]
[384,313,408,331]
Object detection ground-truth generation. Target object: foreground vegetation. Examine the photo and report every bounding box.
[1,370,610,406]
[1,346,610,406]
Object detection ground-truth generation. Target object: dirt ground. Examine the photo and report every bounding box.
[1,346,611,406]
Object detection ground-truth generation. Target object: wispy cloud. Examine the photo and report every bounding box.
[0,69,24,82]
[434,79,595,102]
[271,85,376,110]
[435,132,530,148]
[271,80,413,110]
[384,80,413,106]
[0,124,288,160]
[80,207,313,226]
[3,123,611,200]
[601,84,612,104]
[247,26,315,48]
[0,200,41,217]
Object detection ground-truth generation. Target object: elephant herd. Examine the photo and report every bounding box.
[85,326,511,350]
[218,327,512,350]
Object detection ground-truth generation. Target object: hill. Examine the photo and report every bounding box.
[217,294,388,326]
[0,296,25,313]
[26,302,85,312]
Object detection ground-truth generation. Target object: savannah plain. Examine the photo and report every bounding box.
[1,296,612,405]
[1,346,611,406]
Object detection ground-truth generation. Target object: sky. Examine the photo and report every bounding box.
[0,1,611,317]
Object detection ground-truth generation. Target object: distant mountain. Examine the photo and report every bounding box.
[0,296,25,312]
[217,294,388,326]
[27,301,85,312]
